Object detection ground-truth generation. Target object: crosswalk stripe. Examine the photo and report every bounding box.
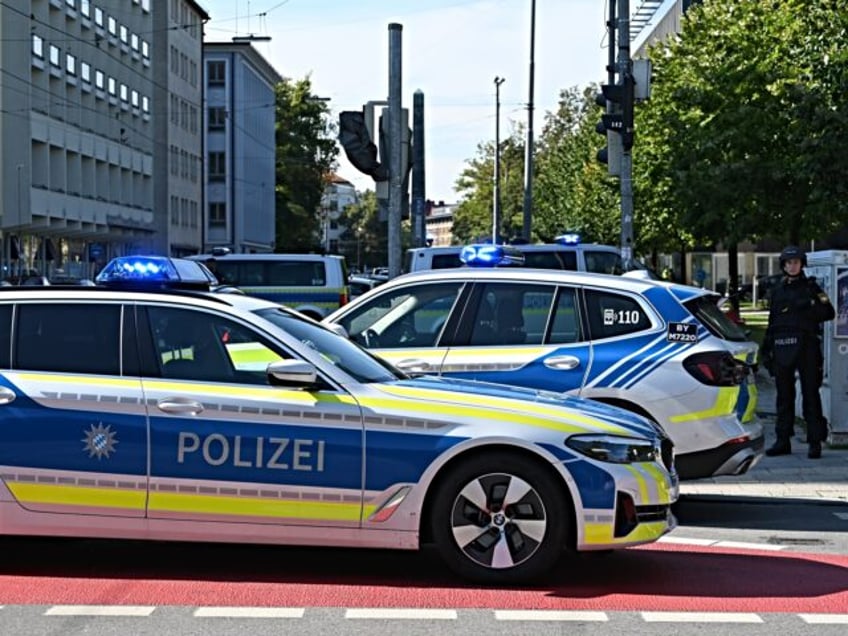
[345,608,457,620]
[799,614,848,624]
[641,611,763,623]
[495,610,608,621]
[45,606,155,617]
[194,607,304,618]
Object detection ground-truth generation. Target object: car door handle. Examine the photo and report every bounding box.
[0,387,15,405]
[543,355,581,371]
[395,358,432,373]
[157,397,204,415]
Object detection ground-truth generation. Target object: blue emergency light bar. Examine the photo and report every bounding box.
[459,244,526,268]
[96,256,219,290]
[554,233,581,245]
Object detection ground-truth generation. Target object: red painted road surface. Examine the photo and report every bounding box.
[0,538,846,613]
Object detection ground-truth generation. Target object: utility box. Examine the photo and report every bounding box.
[805,250,848,445]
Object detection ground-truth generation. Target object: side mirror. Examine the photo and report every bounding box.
[267,360,318,388]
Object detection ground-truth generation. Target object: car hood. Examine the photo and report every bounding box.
[367,375,663,440]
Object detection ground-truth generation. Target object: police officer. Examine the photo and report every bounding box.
[760,246,835,459]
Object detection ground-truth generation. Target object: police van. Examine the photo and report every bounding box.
[405,235,628,275]
[0,255,677,583]
[188,250,349,320]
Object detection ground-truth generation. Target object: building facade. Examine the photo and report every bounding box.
[320,174,357,254]
[152,0,207,257]
[203,42,281,254]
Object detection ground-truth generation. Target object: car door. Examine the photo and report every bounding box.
[136,303,364,528]
[0,301,148,518]
[331,280,465,376]
[440,282,592,393]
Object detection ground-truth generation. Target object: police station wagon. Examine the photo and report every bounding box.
[0,256,677,583]
[325,248,764,481]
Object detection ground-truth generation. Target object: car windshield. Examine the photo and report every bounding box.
[684,295,750,341]
[253,307,404,383]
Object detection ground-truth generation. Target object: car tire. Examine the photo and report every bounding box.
[430,452,570,584]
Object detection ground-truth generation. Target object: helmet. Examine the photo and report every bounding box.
[779,245,807,269]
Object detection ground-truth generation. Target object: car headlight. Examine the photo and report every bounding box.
[565,434,659,464]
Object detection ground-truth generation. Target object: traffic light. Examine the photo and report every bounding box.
[595,73,635,174]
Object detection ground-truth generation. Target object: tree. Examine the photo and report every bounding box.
[274,77,338,252]
[337,190,385,270]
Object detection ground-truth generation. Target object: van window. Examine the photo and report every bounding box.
[212,261,327,287]
[523,251,578,270]
[584,250,624,275]
[14,304,121,375]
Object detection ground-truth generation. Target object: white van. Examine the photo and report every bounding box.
[188,251,349,320]
[405,241,626,275]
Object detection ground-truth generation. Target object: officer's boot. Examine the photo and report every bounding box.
[765,439,791,457]
[808,441,822,459]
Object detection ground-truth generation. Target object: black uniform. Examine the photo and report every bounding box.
[761,273,834,448]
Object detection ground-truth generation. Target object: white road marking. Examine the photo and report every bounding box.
[641,611,763,623]
[345,608,457,620]
[799,614,848,624]
[658,536,717,546]
[495,610,608,621]
[712,540,786,551]
[45,605,155,617]
[194,607,304,618]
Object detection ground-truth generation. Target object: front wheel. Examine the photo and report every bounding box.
[430,452,571,584]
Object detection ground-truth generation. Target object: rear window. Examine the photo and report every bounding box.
[584,250,624,275]
[522,251,578,270]
[684,295,749,342]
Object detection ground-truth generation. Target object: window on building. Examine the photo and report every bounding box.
[49,45,61,67]
[120,25,128,44]
[80,61,90,82]
[66,53,76,76]
[131,33,139,52]
[120,83,128,102]
[108,16,117,36]
[208,106,226,130]
[108,77,116,96]
[131,90,139,108]
[80,0,90,18]
[94,7,103,27]
[142,95,149,113]
[208,152,226,181]
[209,202,226,228]
[141,40,149,59]
[32,34,44,58]
[207,61,225,86]
[95,69,104,90]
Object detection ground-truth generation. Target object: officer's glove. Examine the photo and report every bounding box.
[760,350,775,377]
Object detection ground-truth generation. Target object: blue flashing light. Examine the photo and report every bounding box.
[459,244,526,268]
[96,256,218,290]
[555,233,581,245]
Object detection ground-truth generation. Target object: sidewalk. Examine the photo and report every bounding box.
[679,368,848,502]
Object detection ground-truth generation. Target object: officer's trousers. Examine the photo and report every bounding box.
[773,343,827,444]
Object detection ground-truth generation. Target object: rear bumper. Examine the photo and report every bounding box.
[675,428,766,480]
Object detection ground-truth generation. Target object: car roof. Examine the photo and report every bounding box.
[407,243,618,254]
[188,253,345,262]
[378,266,689,293]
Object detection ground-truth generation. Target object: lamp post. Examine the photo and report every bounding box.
[493,76,505,244]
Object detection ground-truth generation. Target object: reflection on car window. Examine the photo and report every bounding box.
[549,287,583,344]
[337,282,463,349]
[255,308,402,383]
[584,289,651,339]
[470,283,555,346]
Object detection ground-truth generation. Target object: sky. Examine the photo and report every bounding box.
[200,0,610,203]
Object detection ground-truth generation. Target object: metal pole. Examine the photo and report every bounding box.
[412,89,426,248]
[387,23,403,278]
[522,0,536,242]
[493,76,505,244]
[617,0,634,267]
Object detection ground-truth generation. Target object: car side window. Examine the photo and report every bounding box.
[0,305,11,368]
[549,287,583,344]
[14,303,121,375]
[339,282,463,349]
[470,283,555,346]
[147,306,284,384]
[584,289,652,339]
[523,251,577,270]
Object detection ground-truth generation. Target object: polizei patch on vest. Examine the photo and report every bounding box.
[667,322,697,343]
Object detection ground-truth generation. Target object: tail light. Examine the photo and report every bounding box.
[683,351,747,386]
[339,288,349,307]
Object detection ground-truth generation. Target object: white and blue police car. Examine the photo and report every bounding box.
[0,256,676,583]
[325,244,764,481]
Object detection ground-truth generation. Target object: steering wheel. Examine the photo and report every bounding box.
[363,328,381,348]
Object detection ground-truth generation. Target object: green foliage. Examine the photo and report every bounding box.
[337,190,414,269]
[274,77,339,252]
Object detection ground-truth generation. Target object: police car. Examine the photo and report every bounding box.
[0,256,676,584]
[325,245,765,481]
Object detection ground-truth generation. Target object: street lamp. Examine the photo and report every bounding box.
[493,76,505,244]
